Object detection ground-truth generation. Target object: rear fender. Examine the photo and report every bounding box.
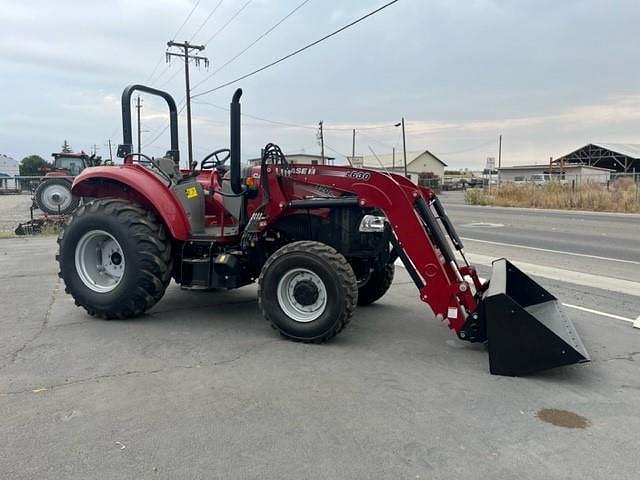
[71,165,190,240]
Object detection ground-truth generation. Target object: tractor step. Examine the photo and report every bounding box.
[179,241,250,291]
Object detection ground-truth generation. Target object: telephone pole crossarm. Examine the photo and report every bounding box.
[165,40,210,167]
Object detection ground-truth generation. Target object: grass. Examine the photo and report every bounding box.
[464,178,640,213]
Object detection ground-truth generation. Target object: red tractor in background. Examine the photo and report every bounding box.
[56,85,589,376]
[33,151,102,215]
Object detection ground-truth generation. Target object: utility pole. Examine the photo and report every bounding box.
[135,96,143,153]
[498,134,502,169]
[392,147,395,170]
[352,129,356,159]
[166,40,209,167]
[318,121,325,164]
[91,144,99,156]
[107,139,113,162]
[401,117,408,178]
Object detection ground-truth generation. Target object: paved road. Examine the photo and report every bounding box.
[1,204,639,479]
[439,191,640,324]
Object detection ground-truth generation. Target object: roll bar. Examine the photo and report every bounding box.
[117,84,180,164]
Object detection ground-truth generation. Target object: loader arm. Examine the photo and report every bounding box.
[255,163,589,376]
[257,164,480,332]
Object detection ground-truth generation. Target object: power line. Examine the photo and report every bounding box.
[171,0,202,40]
[156,67,182,89]
[324,143,349,158]
[192,0,400,98]
[144,53,165,84]
[189,0,225,42]
[146,0,206,89]
[202,0,253,46]
[166,41,209,165]
[357,129,398,150]
[192,99,399,132]
[108,1,201,140]
[192,0,311,90]
[144,101,187,149]
[432,139,496,156]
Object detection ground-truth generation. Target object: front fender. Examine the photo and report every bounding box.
[72,165,190,240]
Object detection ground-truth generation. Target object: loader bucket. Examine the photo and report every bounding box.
[481,259,590,376]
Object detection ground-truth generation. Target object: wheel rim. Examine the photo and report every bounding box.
[40,183,73,212]
[276,268,327,323]
[74,230,125,293]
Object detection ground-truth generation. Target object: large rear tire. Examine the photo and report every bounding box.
[34,178,79,215]
[258,241,358,343]
[357,263,395,306]
[57,198,173,319]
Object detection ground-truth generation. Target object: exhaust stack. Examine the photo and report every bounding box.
[230,88,243,194]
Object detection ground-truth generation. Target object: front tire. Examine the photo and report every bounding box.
[57,198,173,319]
[258,241,358,343]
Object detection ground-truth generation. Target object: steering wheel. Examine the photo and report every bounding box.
[201,148,231,170]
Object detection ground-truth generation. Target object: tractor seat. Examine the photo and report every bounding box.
[156,157,183,184]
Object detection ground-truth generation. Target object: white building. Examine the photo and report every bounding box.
[0,154,19,190]
[498,164,613,184]
[348,150,447,184]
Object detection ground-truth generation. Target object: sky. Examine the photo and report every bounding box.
[1,0,639,170]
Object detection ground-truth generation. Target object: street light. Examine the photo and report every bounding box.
[395,118,408,178]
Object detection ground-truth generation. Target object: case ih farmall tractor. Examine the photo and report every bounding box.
[34,151,101,215]
[57,85,589,376]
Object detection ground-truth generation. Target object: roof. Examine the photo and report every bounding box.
[356,150,447,169]
[52,152,89,159]
[592,143,640,159]
[558,143,640,161]
[498,164,614,172]
[0,154,18,166]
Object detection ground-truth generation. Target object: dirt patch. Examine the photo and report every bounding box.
[536,408,591,429]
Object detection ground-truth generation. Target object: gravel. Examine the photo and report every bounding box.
[0,194,34,232]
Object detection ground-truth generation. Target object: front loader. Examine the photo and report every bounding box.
[56,84,589,376]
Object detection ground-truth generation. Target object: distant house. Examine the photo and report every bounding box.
[556,143,640,173]
[348,150,447,184]
[248,153,334,166]
[498,164,613,184]
[0,154,19,190]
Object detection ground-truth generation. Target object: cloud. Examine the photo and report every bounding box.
[1,0,638,168]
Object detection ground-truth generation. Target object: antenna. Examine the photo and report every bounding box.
[367,146,392,177]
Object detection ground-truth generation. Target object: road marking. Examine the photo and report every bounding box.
[444,202,640,218]
[395,263,639,327]
[465,253,640,297]
[561,303,635,324]
[460,237,640,266]
[460,222,504,228]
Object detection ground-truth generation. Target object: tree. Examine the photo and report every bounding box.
[19,155,51,176]
[61,140,73,153]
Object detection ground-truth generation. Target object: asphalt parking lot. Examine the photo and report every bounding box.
[1,230,639,479]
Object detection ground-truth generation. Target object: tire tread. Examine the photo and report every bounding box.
[258,240,357,343]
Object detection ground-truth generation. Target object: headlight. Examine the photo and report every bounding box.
[359,215,386,232]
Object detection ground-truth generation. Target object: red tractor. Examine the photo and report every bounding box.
[56,85,589,376]
[34,152,101,215]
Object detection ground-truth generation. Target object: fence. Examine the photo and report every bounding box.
[464,172,640,212]
[0,175,75,195]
